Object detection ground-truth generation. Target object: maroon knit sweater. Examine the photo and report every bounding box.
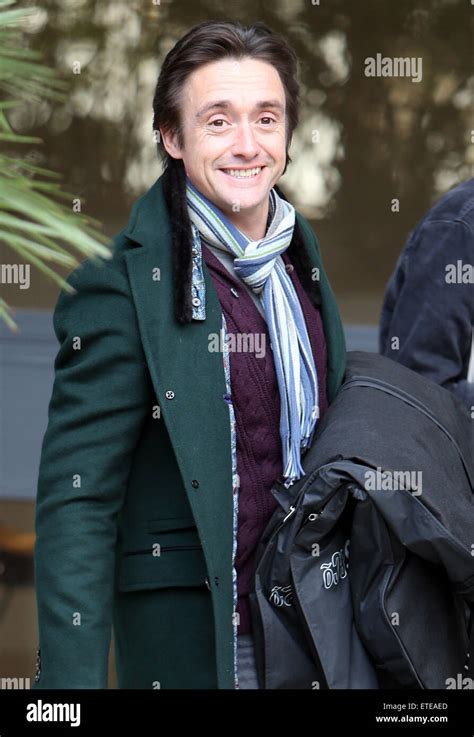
[202,244,328,634]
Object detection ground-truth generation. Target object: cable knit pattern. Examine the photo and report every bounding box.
[202,243,328,634]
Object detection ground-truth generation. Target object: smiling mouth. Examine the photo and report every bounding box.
[219,166,265,179]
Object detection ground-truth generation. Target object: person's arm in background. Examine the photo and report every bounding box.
[33,244,152,688]
[379,219,474,412]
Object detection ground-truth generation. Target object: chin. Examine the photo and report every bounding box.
[226,193,263,208]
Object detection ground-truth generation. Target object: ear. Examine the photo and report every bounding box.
[160,127,184,161]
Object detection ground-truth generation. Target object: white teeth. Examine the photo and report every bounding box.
[224,167,262,178]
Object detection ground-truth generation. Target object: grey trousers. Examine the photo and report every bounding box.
[237,633,260,689]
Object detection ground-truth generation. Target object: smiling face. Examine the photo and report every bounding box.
[160,57,288,239]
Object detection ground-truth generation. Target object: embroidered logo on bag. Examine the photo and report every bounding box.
[269,584,293,607]
[320,547,349,590]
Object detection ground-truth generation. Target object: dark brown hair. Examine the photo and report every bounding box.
[152,19,300,175]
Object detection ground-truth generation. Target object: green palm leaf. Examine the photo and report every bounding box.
[0,0,113,329]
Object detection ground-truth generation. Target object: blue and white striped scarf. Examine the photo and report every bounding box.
[186,176,319,485]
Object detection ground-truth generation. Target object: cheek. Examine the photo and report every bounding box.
[195,131,226,156]
[267,129,286,151]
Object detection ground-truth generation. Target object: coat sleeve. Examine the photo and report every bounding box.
[33,248,152,688]
[379,220,474,412]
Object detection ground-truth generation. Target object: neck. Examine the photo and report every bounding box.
[224,199,270,240]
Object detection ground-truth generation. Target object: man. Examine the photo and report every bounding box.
[33,20,346,690]
[380,177,474,412]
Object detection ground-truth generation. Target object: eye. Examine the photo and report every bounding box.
[209,118,228,128]
[260,116,276,125]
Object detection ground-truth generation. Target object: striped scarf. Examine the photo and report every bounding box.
[186,175,319,485]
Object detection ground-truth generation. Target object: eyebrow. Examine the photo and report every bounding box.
[195,99,285,120]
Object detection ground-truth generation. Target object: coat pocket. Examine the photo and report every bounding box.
[116,516,207,592]
[146,515,197,534]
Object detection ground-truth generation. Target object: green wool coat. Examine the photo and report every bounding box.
[33,174,346,689]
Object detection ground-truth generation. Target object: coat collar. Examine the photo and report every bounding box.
[123,174,172,247]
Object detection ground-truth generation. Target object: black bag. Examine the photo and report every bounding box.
[250,351,474,689]
[249,460,380,689]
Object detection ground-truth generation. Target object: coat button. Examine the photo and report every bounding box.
[285,263,294,273]
[191,479,199,488]
[192,297,201,307]
[230,287,239,298]
[165,390,175,400]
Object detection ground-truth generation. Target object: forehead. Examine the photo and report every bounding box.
[182,57,285,111]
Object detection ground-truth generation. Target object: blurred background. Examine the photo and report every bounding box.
[0,0,472,687]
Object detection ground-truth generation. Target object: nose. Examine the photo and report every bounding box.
[230,119,260,159]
